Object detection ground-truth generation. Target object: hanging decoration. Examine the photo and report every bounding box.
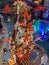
[2,5,11,14]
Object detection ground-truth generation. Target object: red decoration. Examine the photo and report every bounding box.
[27,22,32,27]
[25,46,29,50]
[24,34,28,41]
[3,5,11,14]
[20,21,26,27]
[23,54,29,59]
[26,15,31,21]
[29,27,34,31]
[22,11,31,21]
[18,54,29,60]
[35,6,45,12]
[23,11,29,17]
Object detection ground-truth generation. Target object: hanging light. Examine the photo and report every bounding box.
[41,32,44,35]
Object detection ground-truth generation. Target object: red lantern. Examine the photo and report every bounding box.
[23,11,29,17]
[35,6,45,12]
[3,5,11,14]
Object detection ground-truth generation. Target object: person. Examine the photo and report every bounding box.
[0,14,4,21]
[0,14,4,33]
[0,18,2,27]
[2,48,7,63]
[3,48,7,54]
[0,22,2,33]
[0,22,2,29]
